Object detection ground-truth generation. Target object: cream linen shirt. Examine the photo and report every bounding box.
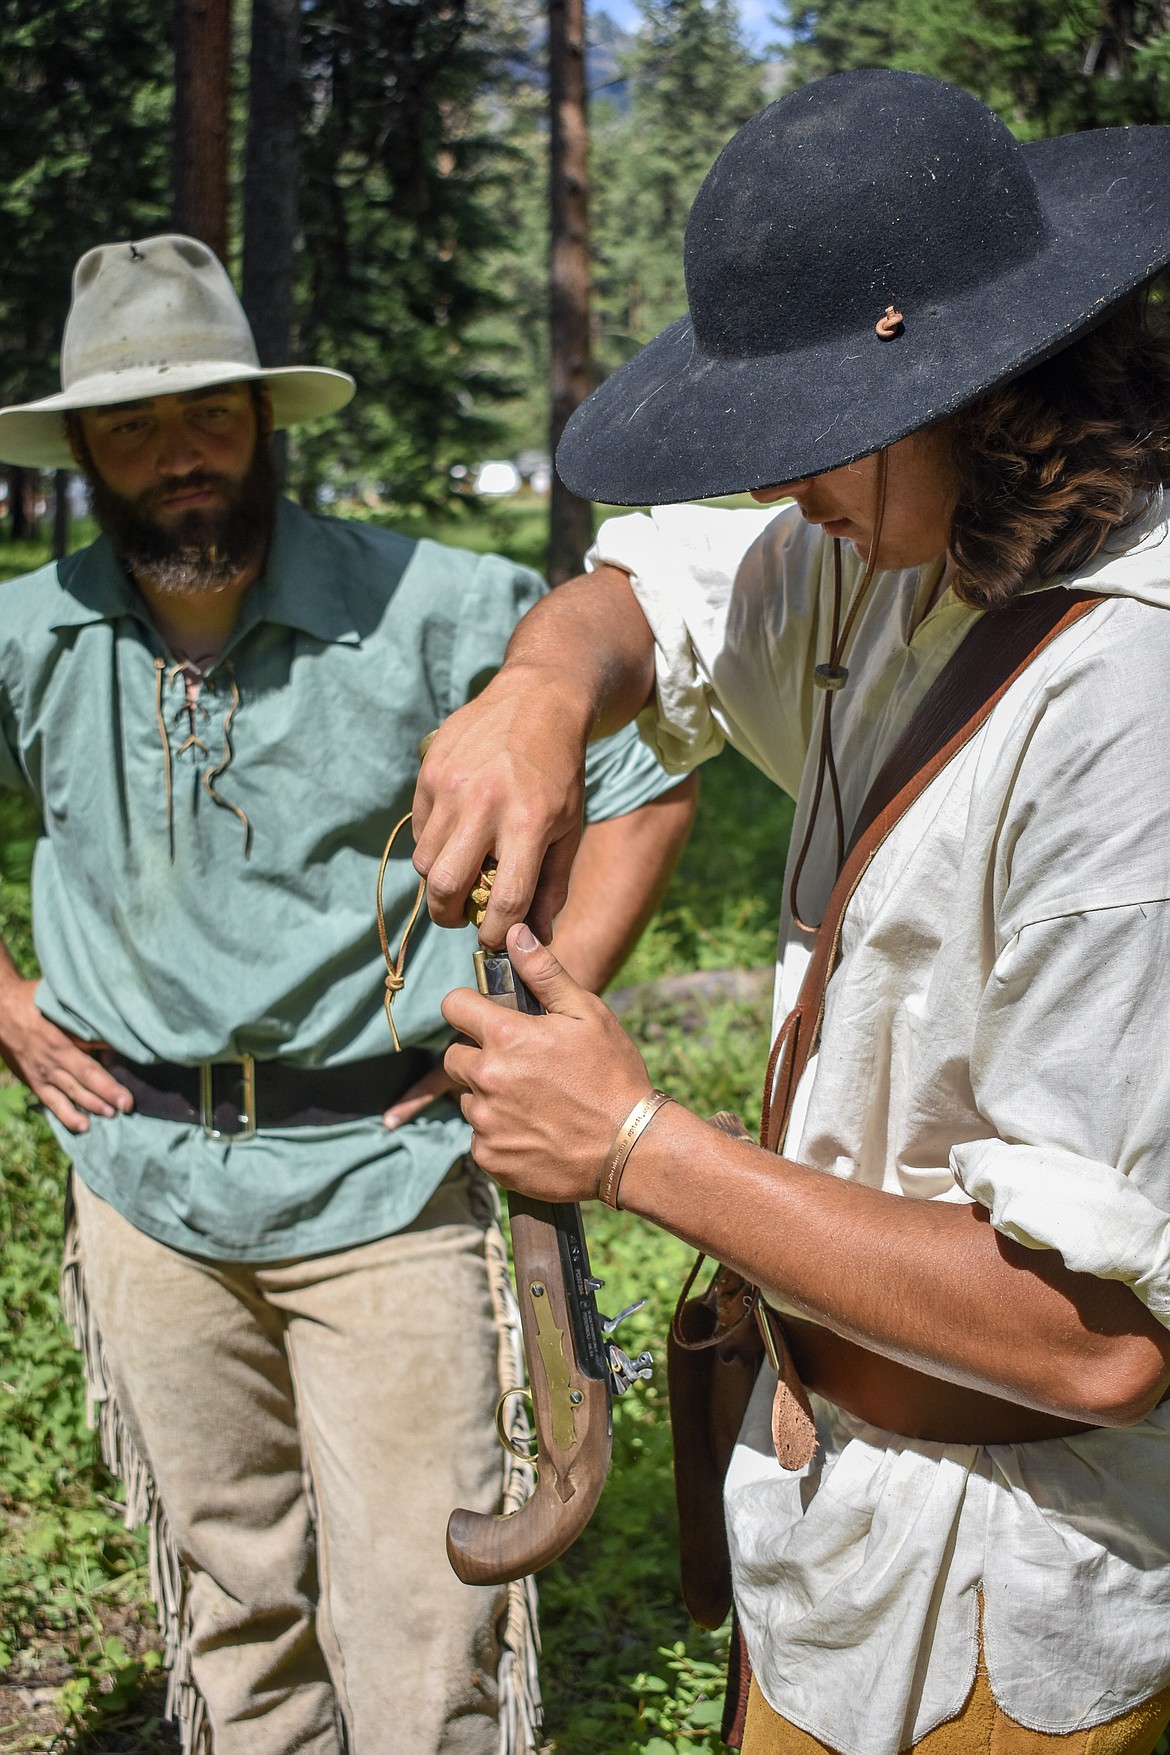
[588,492,1170,1755]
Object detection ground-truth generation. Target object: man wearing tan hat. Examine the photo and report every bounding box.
[0,234,696,1754]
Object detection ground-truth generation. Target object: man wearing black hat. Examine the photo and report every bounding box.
[410,70,1170,1755]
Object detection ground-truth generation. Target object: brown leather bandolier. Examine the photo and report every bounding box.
[667,587,1105,1738]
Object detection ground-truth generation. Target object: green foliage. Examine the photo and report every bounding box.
[889,0,1153,135]
[591,1,766,375]
[476,0,767,460]
[0,794,39,980]
[540,1204,731,1754]
[622,750,793,989]
[627,1643,728,1752]
[0,0,171,408]
[0,1085,163,1743]
[780,0,1170,134]
[286,0,530,510]
[783,0,902,84]
[466,69,551,461]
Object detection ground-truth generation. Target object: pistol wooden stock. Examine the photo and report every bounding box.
[445,950,613,1587]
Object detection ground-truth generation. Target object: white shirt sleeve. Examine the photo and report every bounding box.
[952,903,1170,1325]
[586,502,835,796]
[951,596,1170,1324]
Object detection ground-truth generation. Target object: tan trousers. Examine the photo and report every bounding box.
[742,1638,1170,1755]
[70,1165,514,1755]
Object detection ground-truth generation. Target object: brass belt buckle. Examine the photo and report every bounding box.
[199,1054,257,1140]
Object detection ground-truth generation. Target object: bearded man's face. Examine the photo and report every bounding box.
[73,382,278,595]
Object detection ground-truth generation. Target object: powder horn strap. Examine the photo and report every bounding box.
[761,586,1104,1155]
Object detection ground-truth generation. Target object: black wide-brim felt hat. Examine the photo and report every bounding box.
[556,68,1170,506]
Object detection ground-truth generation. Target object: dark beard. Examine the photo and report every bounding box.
[85,440,279,596]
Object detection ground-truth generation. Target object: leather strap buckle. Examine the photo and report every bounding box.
[199,1054,256,1140]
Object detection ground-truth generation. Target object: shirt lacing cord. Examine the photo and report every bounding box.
[153,656,253,862]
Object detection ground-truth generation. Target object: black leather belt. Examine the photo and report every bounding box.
[100,1048,439,1138]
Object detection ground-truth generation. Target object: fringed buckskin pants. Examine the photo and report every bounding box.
[65,1163,540,1755]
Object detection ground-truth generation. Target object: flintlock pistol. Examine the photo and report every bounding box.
[444,865,653,1586]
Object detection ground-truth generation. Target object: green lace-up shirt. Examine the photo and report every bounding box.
[0,499,676,1259]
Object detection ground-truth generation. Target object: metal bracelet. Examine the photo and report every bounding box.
[598,1089,674,1210]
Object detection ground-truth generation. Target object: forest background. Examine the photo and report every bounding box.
[1,0,1170,1749]
[3,0,1168,550]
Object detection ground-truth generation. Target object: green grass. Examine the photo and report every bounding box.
[0,519,790,1750]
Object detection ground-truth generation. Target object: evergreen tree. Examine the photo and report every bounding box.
[471,76,550,460]
[286,0,524,509]
[0,0,172,532]
[783,0,903,86]
[592,0,765,376]
[0,0,171,408]
[899,0,1169,129]
[778,0,1169,132]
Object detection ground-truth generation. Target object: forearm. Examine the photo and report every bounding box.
[499,566,658,740]
[552,775,699,992]
[413,566,661,943]
[619,1104,1170,1426]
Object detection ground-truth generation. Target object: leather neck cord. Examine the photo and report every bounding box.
[763,586,1104,1156]
[787,449,890,934]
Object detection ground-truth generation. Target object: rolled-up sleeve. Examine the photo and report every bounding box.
[952,902,1170,1326]
[587,502,816,788]
[585,505,813,786]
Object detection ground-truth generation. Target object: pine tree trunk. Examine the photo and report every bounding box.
[173,0,232,260]
[243,0,299,366]
[52,470,70,560]
[242,0,301,484]
[547,0,593,585]
[7,468,39,542]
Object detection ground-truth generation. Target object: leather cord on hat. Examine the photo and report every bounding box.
[787,447,889,933]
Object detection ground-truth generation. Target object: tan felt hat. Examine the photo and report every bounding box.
[0,233,356,468]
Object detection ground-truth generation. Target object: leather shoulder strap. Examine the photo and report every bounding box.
[761,587,1104,1153]
[850,588,1101,852]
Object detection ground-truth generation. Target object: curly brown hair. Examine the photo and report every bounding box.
[945,284,1170,610]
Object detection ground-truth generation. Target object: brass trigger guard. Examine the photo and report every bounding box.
[495,1387,539,1467]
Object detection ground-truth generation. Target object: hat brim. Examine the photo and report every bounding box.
[557,126,1170,506]
[0,363,356,469]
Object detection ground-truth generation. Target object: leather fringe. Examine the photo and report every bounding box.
[472,1169,545,1755]
[59,1190,211,1755]
[61,1173,543,1755]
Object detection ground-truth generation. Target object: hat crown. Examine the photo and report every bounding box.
[61,234,261,389]
[686,69,1049,359]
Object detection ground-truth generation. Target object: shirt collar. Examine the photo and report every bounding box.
[237,498,362,645]
[49,498,362,647]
